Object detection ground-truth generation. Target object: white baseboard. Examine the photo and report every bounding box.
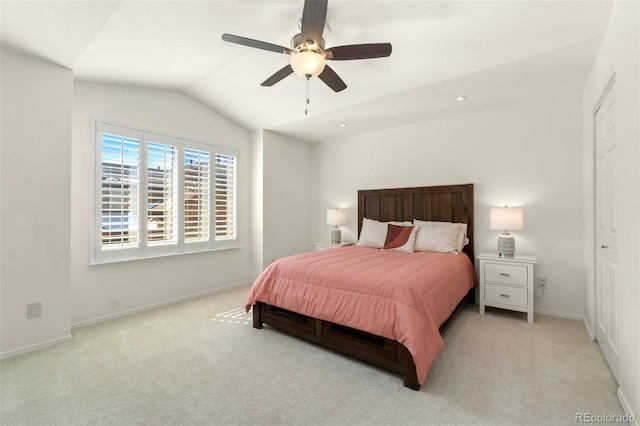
[534,308,583,321]
[0,335,73,360]
[72,281,252,329]
[616,387,638,425]
[582,317,596,341]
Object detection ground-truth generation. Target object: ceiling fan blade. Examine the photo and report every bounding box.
[261,65,294,87]
[300,0,328,46]
[325,43,392,60]
[222,33,293,55]
[318,65,347,92]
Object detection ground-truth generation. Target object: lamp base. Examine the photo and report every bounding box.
[331,227,342,245]
[497,235,515,258]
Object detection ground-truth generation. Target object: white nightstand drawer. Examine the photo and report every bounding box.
[484,283,528,308]
[484,263,528,286]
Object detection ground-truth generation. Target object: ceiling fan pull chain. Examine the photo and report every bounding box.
[305,74,311,115]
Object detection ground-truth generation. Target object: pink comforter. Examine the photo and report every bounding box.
[245,246,476,385]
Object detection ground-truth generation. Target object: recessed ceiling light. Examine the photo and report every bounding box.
[340,123,348,128]
[455,96,467,102]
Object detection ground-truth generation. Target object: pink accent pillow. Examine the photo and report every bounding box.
[383,224,418,252]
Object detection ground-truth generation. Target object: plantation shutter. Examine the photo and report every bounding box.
[100,132,140,249]
[214,153,237,241]
[147,141,178,246]
[184,148,210,243]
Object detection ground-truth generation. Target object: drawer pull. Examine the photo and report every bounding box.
[500,293,510,298]
[500,273,510,276]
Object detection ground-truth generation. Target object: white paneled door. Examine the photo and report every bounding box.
[595,79,618,381]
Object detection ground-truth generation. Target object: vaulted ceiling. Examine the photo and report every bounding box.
[1,0,614,142]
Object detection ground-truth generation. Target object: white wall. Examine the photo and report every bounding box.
[250,131,264,279]
[582,0,639,418]
[310,92,584,318]
[70,81,253,325]
[260,130,312,269]
[1,48,73,354]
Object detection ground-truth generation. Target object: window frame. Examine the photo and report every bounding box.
[90,119,239,264]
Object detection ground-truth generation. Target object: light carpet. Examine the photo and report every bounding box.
[0,285,624,425]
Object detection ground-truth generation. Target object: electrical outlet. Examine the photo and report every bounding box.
[537,277,548,290]
[27,302,41,319]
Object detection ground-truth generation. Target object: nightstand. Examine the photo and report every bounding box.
[477,252,537,324]
[314,242,354,251]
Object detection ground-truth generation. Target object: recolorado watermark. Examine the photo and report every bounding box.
[575,412,636,423]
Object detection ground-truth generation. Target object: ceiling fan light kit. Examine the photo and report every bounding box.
[222,0,392,113]
[290,50,326,77]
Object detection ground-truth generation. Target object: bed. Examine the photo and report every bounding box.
[246,184,475,390]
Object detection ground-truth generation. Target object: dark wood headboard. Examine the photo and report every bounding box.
[357,184,474,262]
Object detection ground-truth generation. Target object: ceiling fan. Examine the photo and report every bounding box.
[221,0,392,94]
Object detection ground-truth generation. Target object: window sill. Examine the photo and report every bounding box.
[89,245,242,265]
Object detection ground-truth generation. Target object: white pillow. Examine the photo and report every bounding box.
[413,220,468,252]
[357,218,412,249]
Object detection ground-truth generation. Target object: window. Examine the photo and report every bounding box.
[91,121,238,263]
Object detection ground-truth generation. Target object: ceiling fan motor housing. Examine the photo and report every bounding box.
[291,33,325,53]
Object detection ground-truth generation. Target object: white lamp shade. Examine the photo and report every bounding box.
[490,207,524,231]
[291,51,326,77]
[326,208,347,226]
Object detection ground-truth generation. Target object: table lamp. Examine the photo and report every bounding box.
[489,206,524,257]
[326,208,347,244]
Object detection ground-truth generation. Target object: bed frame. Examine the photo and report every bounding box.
[252,184,474,390]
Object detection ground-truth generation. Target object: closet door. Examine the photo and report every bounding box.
[595,80,618,381]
